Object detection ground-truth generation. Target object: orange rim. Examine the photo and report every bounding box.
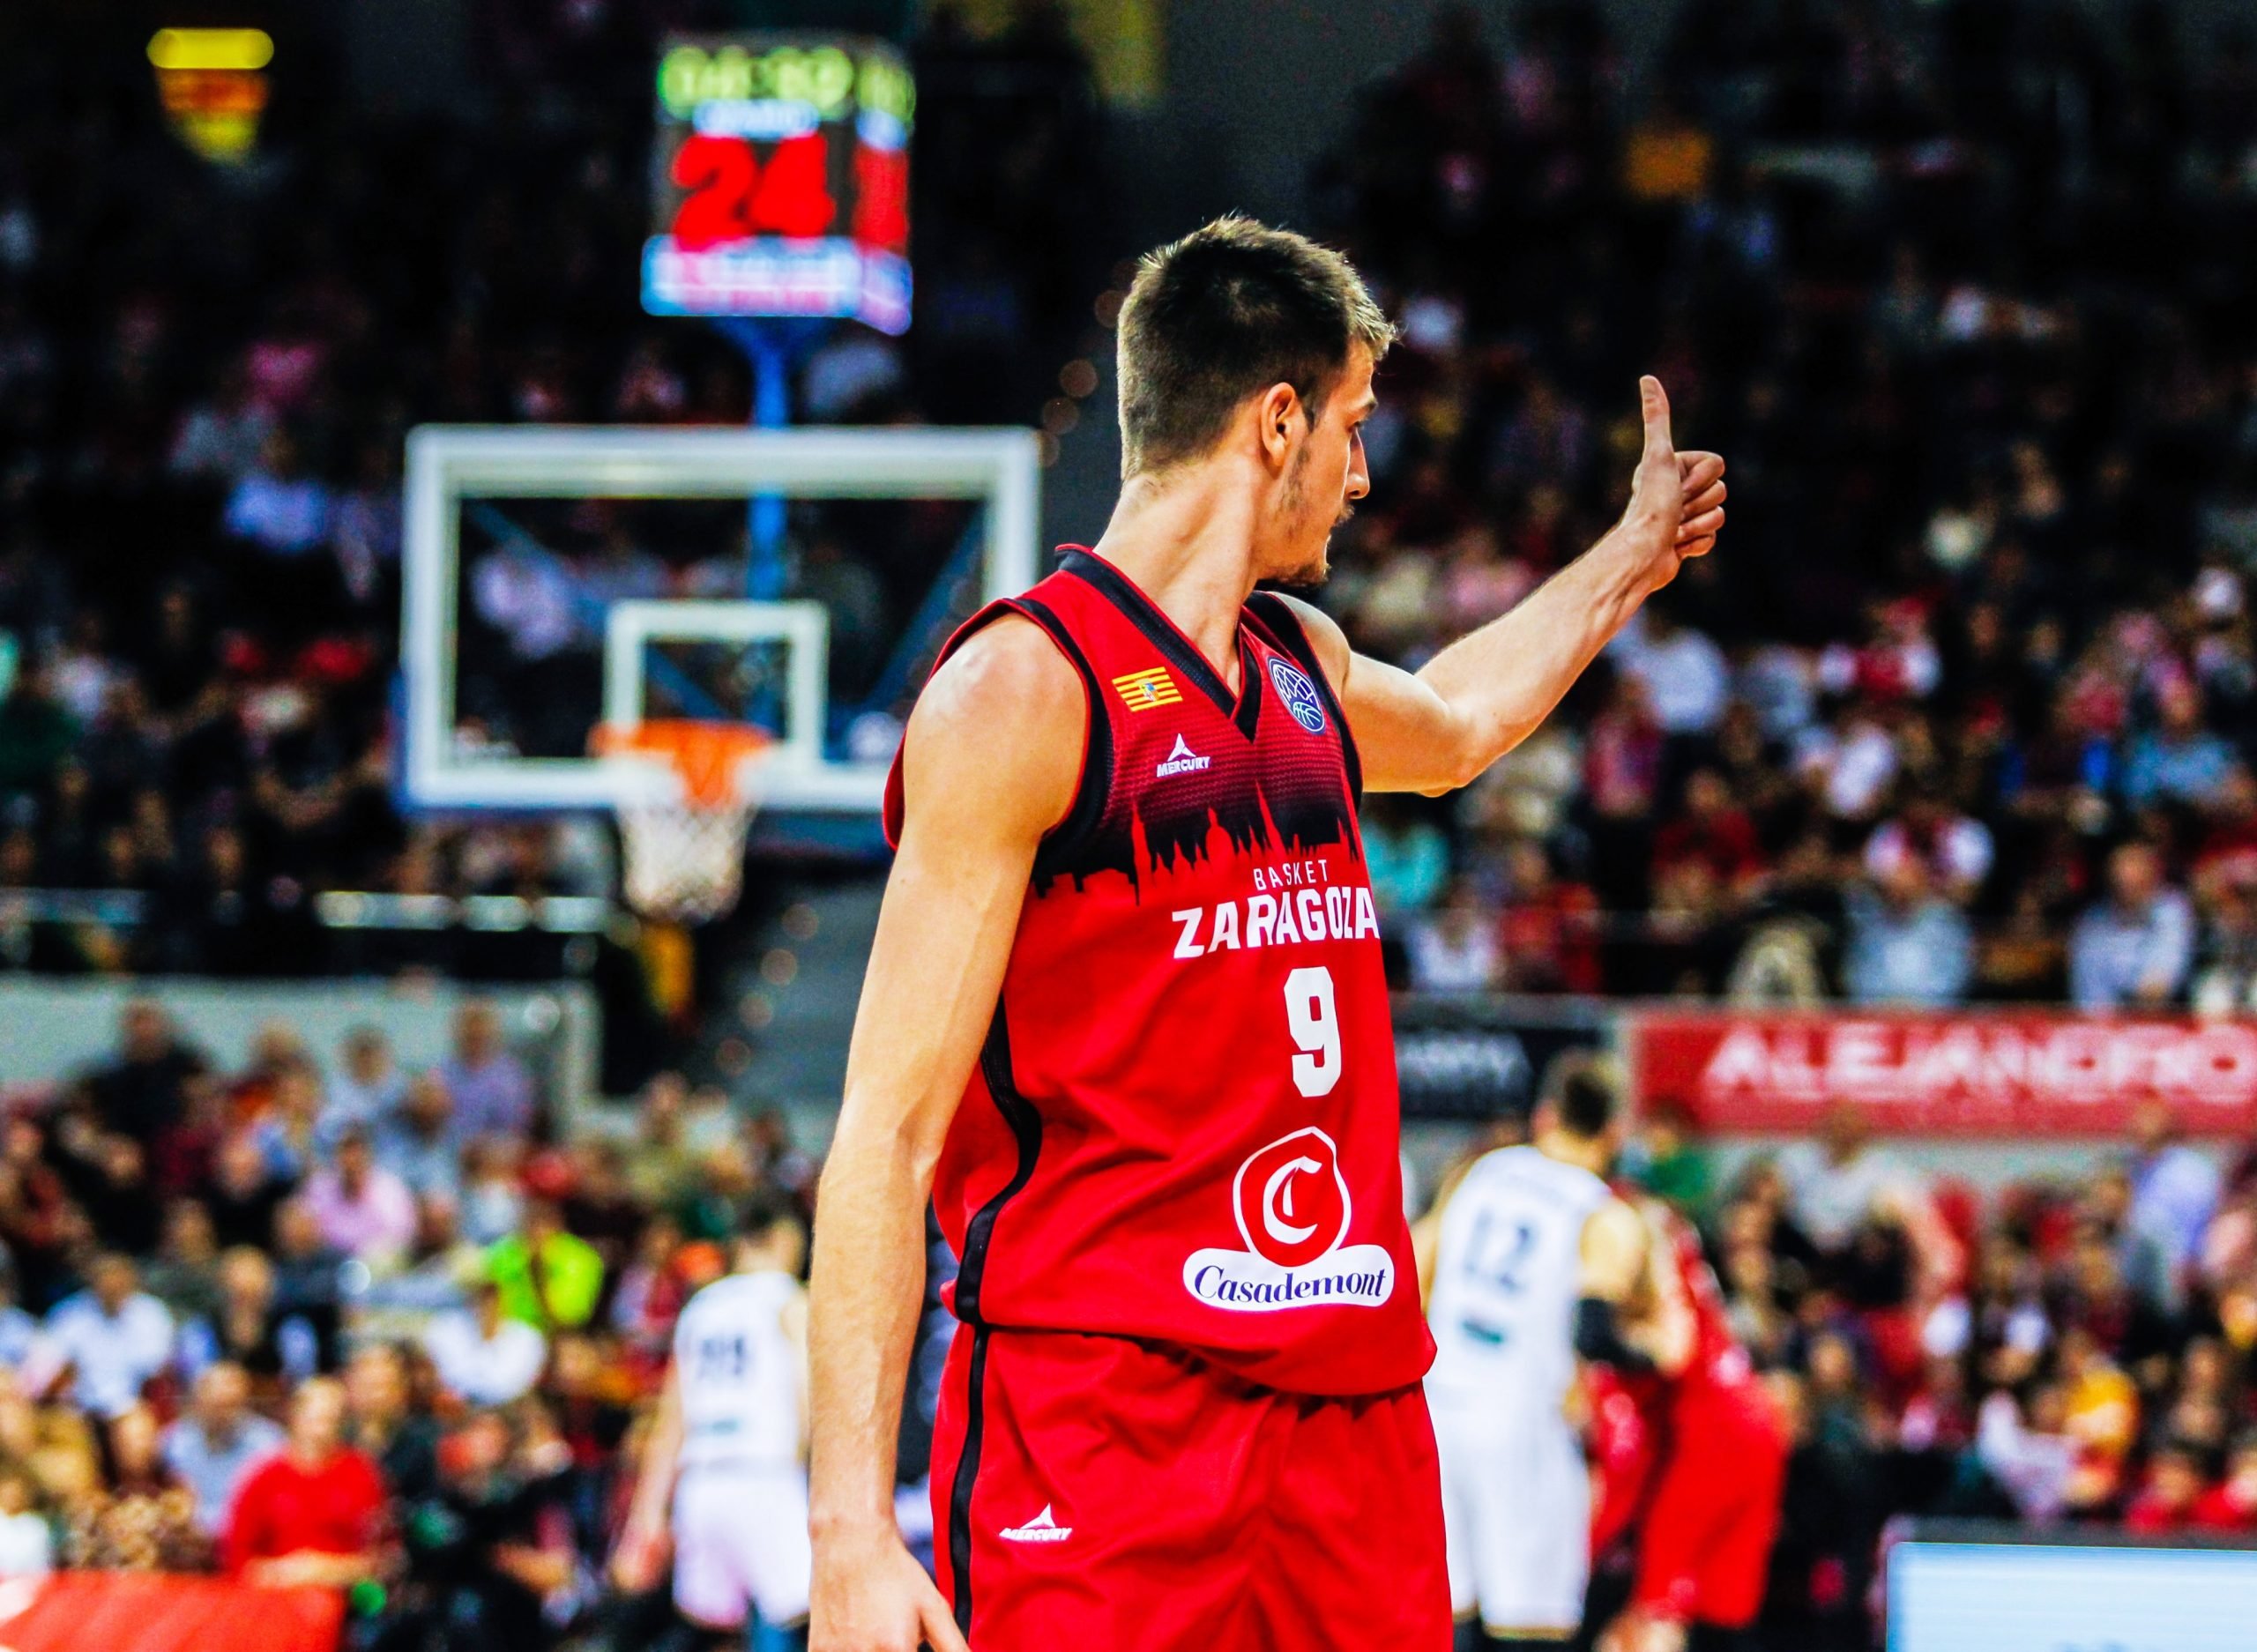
[591,719,773,808]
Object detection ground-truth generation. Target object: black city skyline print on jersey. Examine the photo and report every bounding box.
[1024,555,1364,899]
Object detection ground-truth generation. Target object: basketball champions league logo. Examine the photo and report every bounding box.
[1267,659,1329,734]
[1182,1127,1395,1311]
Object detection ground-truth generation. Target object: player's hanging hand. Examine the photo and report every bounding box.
[810,1525,968,1652]
[1615,376,1725,596]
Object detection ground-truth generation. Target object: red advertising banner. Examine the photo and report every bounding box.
[1632,1010,2257,1136]
[0,1573,343,1652]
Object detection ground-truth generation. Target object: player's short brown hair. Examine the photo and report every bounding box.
[1115,216,1395,478]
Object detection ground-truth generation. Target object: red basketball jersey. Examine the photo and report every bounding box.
[1656,1204,1759,1404]
[883,547,1434,1396]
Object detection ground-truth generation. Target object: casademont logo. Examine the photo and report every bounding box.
[1182,1127,1395,1312]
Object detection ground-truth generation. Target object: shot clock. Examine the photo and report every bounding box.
[643,35,912,333]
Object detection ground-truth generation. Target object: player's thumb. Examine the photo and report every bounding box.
[1639,376,1673,461]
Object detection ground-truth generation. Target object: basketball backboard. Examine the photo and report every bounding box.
[398,425,1041,817]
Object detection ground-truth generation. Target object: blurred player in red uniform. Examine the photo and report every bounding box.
[1584,1194,1787,1652]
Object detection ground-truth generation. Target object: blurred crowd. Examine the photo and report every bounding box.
[0,995,830,1651]
[1617,1094,2257,1648]
[1315,0,2257,1008]
[0,0,1104,973]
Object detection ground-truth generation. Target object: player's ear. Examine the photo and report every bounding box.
[1255,381,1301,472]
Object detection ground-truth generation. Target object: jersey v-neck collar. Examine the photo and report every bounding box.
[1057,547,1263,739]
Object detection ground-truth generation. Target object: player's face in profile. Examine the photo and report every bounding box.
[1271,345,1376,587]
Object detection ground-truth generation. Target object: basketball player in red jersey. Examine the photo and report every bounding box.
[805,216,1727,1652]
[1587,1194,1789,1652]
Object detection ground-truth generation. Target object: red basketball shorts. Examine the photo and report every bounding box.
[929,1325,1452,1650]
[1632,1383,1788,1629]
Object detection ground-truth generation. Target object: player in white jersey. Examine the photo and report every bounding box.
[615,1195,813,1652]
[1416,1059,1650,1651]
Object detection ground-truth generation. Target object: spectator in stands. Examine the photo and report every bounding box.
[1493,838,1601,993]
[30,1253,173,1420]
[1976,1380,2078,1522]
[426,1276,547,1408]
[1865,785,1994,907]
[1360,794,1449,918]
[1613,607,1730,744]
[1777,1103,1917,1261]
[180,1246,299,1391]
[0,662,75,804]
[442,1002,535,1143]
[2194,1432,2257,1531]
[1843,859,1974,1006]
[81,999,206,1144]
[487,1199,604,1334]
[270,1201,346,1373]
[222,1377,387,1589]
[460,1140,528,1246]
[205,1130,288,1252]
[1651,768,1766,898]
[0,1249,36,1367]
[303,1127,418,1266]
[2122,682,2238,810]
[622,1074,698,1211]
[1405,878,1502,991]
[399,1407,578,1652]
[65,1405,206,1572]
[374,1072,462,1202]
[2126,1096,2222,1284]
[342,1342,440,1505]
[323,1026,406,1149]
[161,1361,284,1537]
[0,1468,51,1578]
[143,1200,223,1326]
[2070,844,2196,1009]
[253,1058,325,1185]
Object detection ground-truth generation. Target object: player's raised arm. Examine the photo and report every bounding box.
[807,616,1081,1652]
[1284,377,1725,796]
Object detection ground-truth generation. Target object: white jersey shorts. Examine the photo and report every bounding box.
[1431,1394,1590,1635]
[672,1461,813,1630]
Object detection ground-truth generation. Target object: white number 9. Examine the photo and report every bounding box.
[1284,966,1341,1097]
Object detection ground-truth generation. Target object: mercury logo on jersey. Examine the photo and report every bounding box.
[1182,1127,1396,1312]
[1267,658,1329,733]
[1155,734,1210,778]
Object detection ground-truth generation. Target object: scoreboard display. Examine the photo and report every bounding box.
[644,36,912,333]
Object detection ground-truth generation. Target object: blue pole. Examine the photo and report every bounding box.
[747,327,790,601]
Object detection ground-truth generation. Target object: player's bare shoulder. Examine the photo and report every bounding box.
[1579,1192,1650,1303]
[900,612,1084,836]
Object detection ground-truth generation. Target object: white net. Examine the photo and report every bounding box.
[614,796,756,923]
[597,722,772,923]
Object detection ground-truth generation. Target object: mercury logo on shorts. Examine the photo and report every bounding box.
[1267,658,1328,733]
[1181,1127,1395,1312]
[999,1505,1072,1544]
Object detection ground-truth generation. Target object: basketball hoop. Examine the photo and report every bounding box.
[591,720,774,923]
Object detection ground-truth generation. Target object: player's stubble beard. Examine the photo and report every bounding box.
[1271,443,1354,590]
